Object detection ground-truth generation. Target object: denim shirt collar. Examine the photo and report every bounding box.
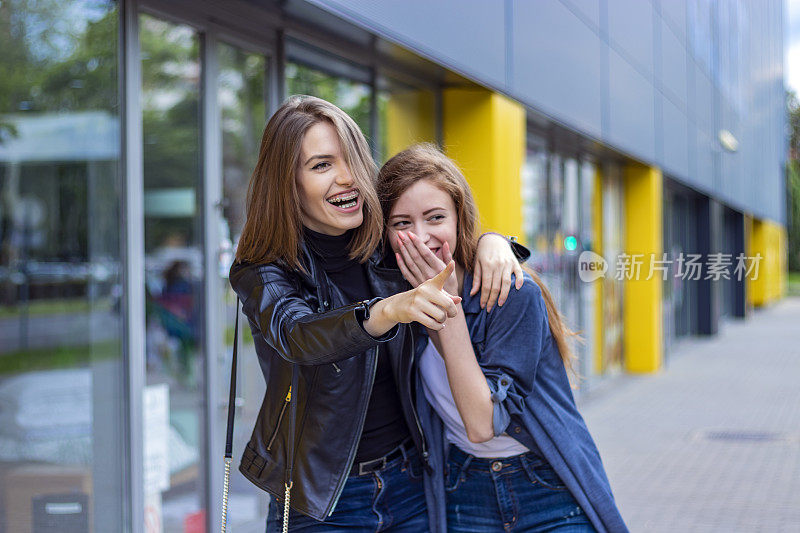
[460,271,484,315]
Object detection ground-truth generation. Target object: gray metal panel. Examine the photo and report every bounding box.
[693,67,713,131]
[305,0,786,223]
[659,17,687,107]
[607,0,654,77]
[607,48,656,162]
[512,0,603,137]
[658,0,687,41]
[695,127,714,193]
[307,0,507,87]
[661,94,689,179]
[560,0,601,30]
[718,98,742,208]
[733,0,785,223]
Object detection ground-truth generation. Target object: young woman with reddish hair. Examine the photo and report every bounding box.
[378,144,628,533]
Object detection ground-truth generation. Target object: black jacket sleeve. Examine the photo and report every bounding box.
[230,262,396,366]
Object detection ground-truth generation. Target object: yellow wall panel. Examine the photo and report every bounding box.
[779,225,787,297]
[622,164,663,374]
[442,88,525,239]
[385,89,436,160]
[750,218,786,306]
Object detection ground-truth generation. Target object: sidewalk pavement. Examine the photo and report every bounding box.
[579,297,800,532]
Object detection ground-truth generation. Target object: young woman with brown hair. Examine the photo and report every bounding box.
[229,96,526,532]
[377,144,629,532]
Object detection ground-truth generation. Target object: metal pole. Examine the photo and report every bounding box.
[121,1,146,530]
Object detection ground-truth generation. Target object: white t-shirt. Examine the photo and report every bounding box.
[418,339,529,458]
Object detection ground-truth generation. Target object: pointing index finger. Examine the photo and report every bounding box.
[432,261,455,290]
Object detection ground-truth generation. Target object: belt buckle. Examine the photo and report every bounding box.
[358,456,387,476]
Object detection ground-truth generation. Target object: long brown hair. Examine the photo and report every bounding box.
[378,143,580,372]
[235,95,382,270]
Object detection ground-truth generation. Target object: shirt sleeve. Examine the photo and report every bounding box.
[480,275,548,436]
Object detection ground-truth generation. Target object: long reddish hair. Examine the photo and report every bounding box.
[235,96,382,270]
[378,143,580,373]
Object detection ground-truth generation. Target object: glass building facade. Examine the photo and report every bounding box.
[0,0,786,530]
[0,1,443,530]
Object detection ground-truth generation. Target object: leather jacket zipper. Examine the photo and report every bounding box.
[331,362,341,374]
[326,345,379,517]
[408,327,429,461]
[266,386,292,452]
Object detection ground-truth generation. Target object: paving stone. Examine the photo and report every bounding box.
[578,297,800,532]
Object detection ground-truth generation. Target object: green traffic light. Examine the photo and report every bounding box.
[564,235,578,251]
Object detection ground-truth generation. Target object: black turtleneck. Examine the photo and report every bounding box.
[303,227,410,463]
[303,227,372,305]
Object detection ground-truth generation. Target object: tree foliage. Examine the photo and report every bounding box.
[788,91,800,272]
[0,1,120,264]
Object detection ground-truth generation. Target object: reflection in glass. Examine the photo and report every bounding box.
[140,13,204,532]
[377,78,436,162]
[601,164,625,372]
[286,62,371,137]
[0,0,125,531]
[523,148,599,378]
[216,41,269,530]
[522,147,549,258]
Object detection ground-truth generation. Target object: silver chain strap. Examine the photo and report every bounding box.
[220,457,232,532]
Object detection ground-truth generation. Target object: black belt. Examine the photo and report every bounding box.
[351,438,412,476]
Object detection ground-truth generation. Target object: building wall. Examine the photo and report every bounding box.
[308,0,786,225]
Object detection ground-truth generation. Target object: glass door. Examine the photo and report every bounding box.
[140,13,206,531]
[601,163,625,373]
[213,39,271,532]
[0,2,127,531]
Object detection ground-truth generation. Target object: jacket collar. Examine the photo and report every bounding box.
[460,271,484,315]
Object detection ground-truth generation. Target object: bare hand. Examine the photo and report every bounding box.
[471,234,524,311]
[381,261,461,331]
[395,231,459,295]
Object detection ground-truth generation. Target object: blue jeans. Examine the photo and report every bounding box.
[445,446,597,532]
[266,445,429,532]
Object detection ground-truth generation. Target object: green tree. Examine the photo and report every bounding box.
[0,0,118,118]
[788,91,800,272]
[286,62,372,138]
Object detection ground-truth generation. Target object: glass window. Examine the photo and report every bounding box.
[216,40,269,530]
[140,13,205,531]
[601,163,625,372]
[285,61,372,139]
[218,43,266,238]
[0,1,126,531]
[377,78,436,162]
[521,147,549,257]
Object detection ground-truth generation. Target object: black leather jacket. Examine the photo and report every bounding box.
[229,243,428,521]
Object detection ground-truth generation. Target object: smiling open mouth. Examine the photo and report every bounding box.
[326,189,359,209]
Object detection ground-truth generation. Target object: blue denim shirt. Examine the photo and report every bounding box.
[417,271,628,533]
